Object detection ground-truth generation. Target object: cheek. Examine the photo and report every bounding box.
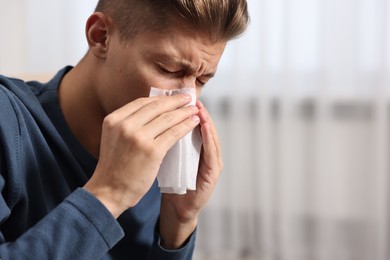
[121,67,154,99]
[136,67,167,91]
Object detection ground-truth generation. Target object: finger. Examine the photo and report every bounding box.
[107,94,192,126]
[196,100,208,123]
[143,105,199,138]
[197,100,222,163]
[128,94,193,128]
[200,122,218,165]
[155,115,200,151]
[105,97,157,124]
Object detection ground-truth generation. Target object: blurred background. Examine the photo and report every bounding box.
[1,0,390,260]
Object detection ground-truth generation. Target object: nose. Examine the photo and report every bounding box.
[179,77,196,90]
[179,78,200,100]
[157,78,199,99]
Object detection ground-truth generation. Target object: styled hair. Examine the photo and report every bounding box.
[95,0,249,42]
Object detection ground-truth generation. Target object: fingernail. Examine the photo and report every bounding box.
[192,115,200,122]
[190,105,198,111]
[183,94,192,101]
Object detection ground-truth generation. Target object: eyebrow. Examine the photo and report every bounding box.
[156,54,216,79]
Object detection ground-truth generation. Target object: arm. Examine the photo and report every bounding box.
[0,187,123,259]
[146,220,197,259]
[0,85,123,259]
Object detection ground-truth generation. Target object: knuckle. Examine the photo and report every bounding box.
[127,131,160,158]
[113,121,138,143]
[138,139,164,159]
[127,130,144,145]
[134,97,150,106]
[103,114,117,129]
[168,126,182,139]
[143,143,160,158]
[148,100,162,111]
[161,113,174,123]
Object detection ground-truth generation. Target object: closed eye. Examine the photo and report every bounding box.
[159,66,184,76]
[156,61,210,87]
[155,62,184,77]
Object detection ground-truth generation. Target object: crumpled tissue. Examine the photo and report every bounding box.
[149,87,202,194]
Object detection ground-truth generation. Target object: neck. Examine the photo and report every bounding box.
[58,56,105,158]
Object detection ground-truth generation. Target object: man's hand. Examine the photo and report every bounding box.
[159,100,223,249]
[84,94,200,218]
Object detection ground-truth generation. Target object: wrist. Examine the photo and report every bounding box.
[159,216,197,250]
[83,181,135,219]
[159,199,198,249]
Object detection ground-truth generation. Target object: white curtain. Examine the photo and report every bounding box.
[196,0,390,259]
[1,1,390,260]
[0,0,97,75]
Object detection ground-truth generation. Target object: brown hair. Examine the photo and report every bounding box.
[95,0,249,42]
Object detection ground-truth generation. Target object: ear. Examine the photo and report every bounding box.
[85,12,112,59]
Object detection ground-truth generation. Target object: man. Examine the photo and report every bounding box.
[0,0,248,259]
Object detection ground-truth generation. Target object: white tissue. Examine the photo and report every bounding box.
[149,87,202,194]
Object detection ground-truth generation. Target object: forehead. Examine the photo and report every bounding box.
[128,23,226,69]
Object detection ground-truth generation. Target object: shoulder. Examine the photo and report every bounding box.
[0,74,49,123]
[0,77,23,127]
[0,77,25,205]
[0,75,40,104]
[0,75,42,153]
[0,75,36,122]
[0,78,25,167]
[0,67,72,140]
[0,76,49,205]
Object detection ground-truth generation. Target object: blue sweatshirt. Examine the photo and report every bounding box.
[0,67,195,259]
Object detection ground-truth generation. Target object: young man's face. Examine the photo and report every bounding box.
[97,21,226,114]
